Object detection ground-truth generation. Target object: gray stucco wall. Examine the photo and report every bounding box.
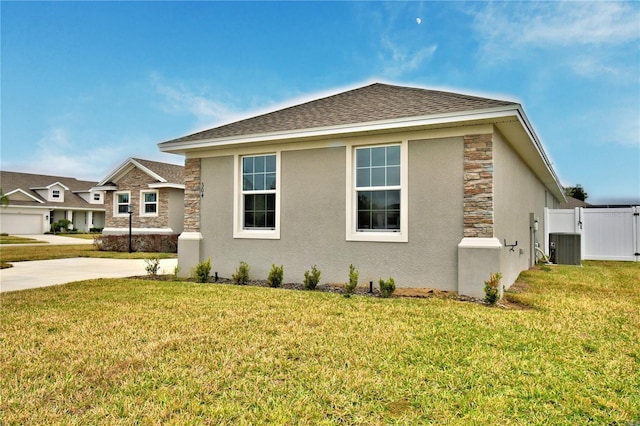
[493,130,556,288]
[168,188,185,234]
[198,136,464,289]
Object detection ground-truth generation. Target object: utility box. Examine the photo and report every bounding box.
[549,233,581,265]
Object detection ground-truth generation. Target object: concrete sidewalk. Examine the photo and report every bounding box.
[7,234,95,246]
[0,258,178,293]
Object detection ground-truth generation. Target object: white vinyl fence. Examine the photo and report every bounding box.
[545,206,640,262]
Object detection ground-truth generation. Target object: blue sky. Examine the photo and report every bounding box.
[2,1,639,204]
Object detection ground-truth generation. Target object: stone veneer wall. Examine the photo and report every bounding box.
[183,158,201,232]
[104,167,170,229]
[463,134,494,238]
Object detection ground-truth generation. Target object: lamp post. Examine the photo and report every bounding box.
[127,204,133,253]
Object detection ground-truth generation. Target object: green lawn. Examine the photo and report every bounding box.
[1,261,638,424]
[0,244,176,265]
[0,235,47,244]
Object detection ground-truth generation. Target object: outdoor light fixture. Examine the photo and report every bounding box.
[127,204,133,253]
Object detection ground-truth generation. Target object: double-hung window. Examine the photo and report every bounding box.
[115,191,130,216]
[141,190,158,216]
[347,142,407,242]
[234,153,280,239]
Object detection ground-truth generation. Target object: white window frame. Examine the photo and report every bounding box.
[140,190,159,217]
[233,152,281,239]
[52,189,61,199]
[346,140,408,242]
[93,192,102,202]
[114,191,131,217]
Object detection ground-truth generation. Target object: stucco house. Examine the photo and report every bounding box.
[158,83,565,298]
[94,158,185,236]
[0,171,105,234]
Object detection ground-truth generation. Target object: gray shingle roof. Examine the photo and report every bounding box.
[0,171,102,209]
[132,158,184,184]
[161,83,515,145]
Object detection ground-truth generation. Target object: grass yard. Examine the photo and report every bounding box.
[0,244,176,265]
[1,261,638,424]
[0,235,47,244]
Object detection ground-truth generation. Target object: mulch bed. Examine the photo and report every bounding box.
[135,274,503,305]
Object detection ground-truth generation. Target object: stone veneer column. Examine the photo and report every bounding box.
[463,134,494,237]
[178,158,203,277]
[183,158,202,232]
[458,133,502,299]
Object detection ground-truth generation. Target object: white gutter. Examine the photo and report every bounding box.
[159,105,522,153]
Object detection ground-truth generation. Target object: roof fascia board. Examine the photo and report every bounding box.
[130,159,167,183]
[6,188,44,203]
[97,158,166,186]
[159,105,521,153]
[148,183,185,190]
[92,185,118,191]
[512,107,566,202]
[30,182,71,191]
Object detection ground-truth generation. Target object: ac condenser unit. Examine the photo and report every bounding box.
[549,233,581,265]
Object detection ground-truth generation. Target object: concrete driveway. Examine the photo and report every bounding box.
[10,234,95,245]
[0,258,178,293]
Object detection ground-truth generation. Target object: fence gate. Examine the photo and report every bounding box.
[545,206,640,262]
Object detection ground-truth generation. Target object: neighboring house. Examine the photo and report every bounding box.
[94,158,185,235]
[158,83,565,298]
[560,196,590,209]
[0,171,105,234]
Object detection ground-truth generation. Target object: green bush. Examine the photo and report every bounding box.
[144,257,160,278]
[304,265,321,290]
[192,258,212,283]
[484,272,503,305]
[233,261,250,285]
[378,277,396,298]
[345,264,358,296]
[172,265,181,281]
[51,219,72,233]
[267,264,284,288]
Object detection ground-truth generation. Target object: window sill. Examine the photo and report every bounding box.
[233,229,280,240]
[346,231,408,243]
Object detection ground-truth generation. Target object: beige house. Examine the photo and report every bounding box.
[159,83,565,297]
[0,171,105,234]
[94,158,185,236]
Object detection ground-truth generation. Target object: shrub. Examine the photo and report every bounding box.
[233,261,250,285]
[93,234,178,253]
[344,264,358,296]
[304,265,321,290]
[51,219,72,233]
[172,265,181,281]
[484,272,503,305]
[192,258,212,283]
[267,264,284,288]
[144,257,160,278]
[378,277,396,298]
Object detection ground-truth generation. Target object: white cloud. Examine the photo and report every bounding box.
[3,126,130,181]
[469,1,640,74]
[150,73,239,133]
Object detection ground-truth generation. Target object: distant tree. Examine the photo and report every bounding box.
[0,187,9,207]
[565,184,588,201]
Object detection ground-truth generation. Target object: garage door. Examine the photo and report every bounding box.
[0,213,43,234]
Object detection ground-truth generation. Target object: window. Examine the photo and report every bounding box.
[356,145,401,231]
[347,142,407,242]
[234,153,280,239]
[93,193,101,202]
[52,190,60,199]
[115,192,130,216]
[141,190,158,216]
